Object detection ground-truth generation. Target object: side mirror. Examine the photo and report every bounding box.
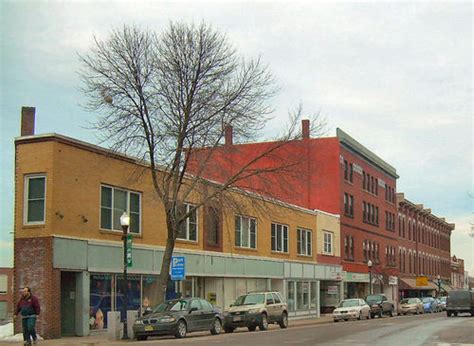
[189,307,198,313]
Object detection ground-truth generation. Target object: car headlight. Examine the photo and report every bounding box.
[248,308,260,314]
[159,316,176,323]
[134,320,143,325]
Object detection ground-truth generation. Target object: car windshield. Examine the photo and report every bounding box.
[401,298,418,304]
[422,298,432,303]
[338,300,359,308]
[153,300,188,313]
[232,294,265,306]
[366,295,383,303]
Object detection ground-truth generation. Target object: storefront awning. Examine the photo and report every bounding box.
[399,278,438,291]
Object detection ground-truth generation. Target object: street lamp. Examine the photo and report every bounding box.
[120,211,130,340]
[368,260,373,295]
[437,274,441,297]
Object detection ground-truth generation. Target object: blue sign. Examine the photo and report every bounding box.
[171,256,186,281]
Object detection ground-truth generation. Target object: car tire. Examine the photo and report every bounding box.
[453,312,458,317]
[357,312,362,320]
[175,319,187,338]
[446,311,451,317]
[334,319,338,323]
[210,318,222,335]
[248,325,257,332]
[378,310,383,319]
[279,312,288,329]
[136,335,147,341]
[370,313,375,319]
[389,309,393,317]
[259,313,268,331]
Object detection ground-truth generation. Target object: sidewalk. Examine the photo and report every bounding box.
[4,315,333,346]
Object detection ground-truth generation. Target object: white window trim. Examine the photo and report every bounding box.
[177,203,198,242]
[24,174,47,225]
[323,231,334,255]
[271,223,289,253]
[99,184,142,234]
[235,215,258,249]
[297,228,312,256]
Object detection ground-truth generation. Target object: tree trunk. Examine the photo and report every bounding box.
[154,217,176,305]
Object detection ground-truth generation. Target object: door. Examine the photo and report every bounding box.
[272,293,284,318]
[200,299,216,329]
[61,272,76,336]
[187,299,204,331]
[265,293,277,321]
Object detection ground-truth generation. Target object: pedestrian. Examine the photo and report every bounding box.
[14,287,40,345]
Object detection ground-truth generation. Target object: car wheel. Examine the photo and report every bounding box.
[248,325,257,332]
[446,311,451,317]
[136,335,147,341]
[175,319,187,338]
[334,319,339,322]
[224,326,235,333]
[378,310,383,318]
[453,312,458,317]
[389,309,393,317]
[279,312,288,329]
[259,313,268,331]
[370,313,375,319]
[210,318,222,335]
[357,312,362,320]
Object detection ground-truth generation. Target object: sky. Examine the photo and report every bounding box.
[0,1,472,274]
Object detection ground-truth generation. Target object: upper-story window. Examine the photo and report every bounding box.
[344,193,354,217]
[24,175,46,224]
[297,228,312,256]
[349,163,353,182]
[271,223,288,253]
[101,185,141,234]
[344,235,354,260]
[235,215,257,249]
[177,203,198,241]
[344,160,348,180]
[323,231,333,255]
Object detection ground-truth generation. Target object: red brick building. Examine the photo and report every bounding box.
[396,193,454,298]
[0,267,14,320]
[451,256,465,289]
[189,122,401,300]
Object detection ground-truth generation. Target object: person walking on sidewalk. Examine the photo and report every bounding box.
[14,287,41,345]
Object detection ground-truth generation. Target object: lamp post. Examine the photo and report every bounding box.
[120,211,130,340]
[368,260,373,295]
[437,274,441,297]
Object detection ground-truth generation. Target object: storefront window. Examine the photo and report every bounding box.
[297,282,309,310]
[287,281,295,311]
[90,274,112,330]
[310,282,318,310]
[142,276,159,315]
[116,275,141,321]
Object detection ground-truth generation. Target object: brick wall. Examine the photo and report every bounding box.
[14,237,60,339]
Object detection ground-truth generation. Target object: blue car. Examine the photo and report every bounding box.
[422,297,438,313]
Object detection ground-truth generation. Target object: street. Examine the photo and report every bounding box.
[131,313,473,346]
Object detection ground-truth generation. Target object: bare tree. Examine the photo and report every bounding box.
[79,23,324,304]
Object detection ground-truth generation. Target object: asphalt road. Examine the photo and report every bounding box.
[135,312,474,346]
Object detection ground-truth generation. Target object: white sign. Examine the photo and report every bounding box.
[388,276,398,286]
[327,286,339,295]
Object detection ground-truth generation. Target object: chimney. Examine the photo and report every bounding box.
[225,124,233,145]
[302,119,310,139]
[21,107,36,136]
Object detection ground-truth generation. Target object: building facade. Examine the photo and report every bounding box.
[189,122,401,301]
[451,256,465,289]
[0,267,14,320]
[396,193,454,298]
[14,108,342,338]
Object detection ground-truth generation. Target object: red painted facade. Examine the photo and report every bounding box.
[189,123,400,278]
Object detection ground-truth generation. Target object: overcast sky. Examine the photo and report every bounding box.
[1,1,472,274]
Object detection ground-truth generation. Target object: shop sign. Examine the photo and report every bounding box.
[171,256,186,281]
[126,234,133,267]
[388,276,398,286]
[416,276,428,286]
[327,286,339,295]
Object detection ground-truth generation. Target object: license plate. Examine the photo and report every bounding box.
[144,325,154,332]
[233,316,241,322]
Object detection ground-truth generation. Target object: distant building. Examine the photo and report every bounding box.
[450,256,465,289]
[396,194,454,298]
[0,267,14,320]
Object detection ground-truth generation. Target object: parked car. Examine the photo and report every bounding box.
[438,296,447,311]
[223,291,288,332]
[332,299,370,322]
[421,297,438,313]
[446,289,474,317]
[399,298,423,315]
[133,298,223,340]
[365,294,395,318]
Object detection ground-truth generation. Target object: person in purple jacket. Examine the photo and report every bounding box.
[14,287,40,345]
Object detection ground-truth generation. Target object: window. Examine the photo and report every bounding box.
[100,185,141,233]
[344,193,354,217]
[271,223,288,253]
[297,228,312,256]
[190,299,202,311]
[349,163,353,182]
[0,275,7,294]
[344,160,348,180]
[344,236,354,260]
[235,215,257,249]
[177,203,198,241]
[323,231,333,255]
[205,207,220,246]
[272,293,282,304]
[24,175,46,224]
